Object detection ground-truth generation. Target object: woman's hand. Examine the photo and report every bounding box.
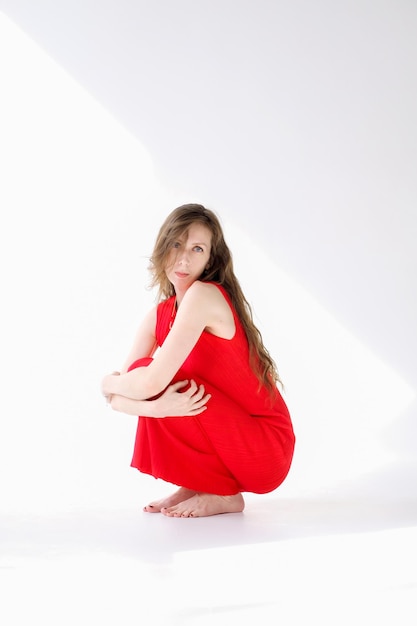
[102,370,211,418]
[101,371,120,403]
[152,379,211,418]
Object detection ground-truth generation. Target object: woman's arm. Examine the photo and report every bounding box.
[102,282,219,400]
[108,379,211,418]
[119,306,158,374]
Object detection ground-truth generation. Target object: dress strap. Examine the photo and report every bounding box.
[155,296,176,346]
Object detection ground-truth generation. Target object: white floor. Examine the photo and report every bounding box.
[2,479,416,626]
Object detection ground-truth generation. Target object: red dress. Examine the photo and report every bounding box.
[129,284,295,495]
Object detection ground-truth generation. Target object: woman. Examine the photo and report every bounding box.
[101,204,295,517]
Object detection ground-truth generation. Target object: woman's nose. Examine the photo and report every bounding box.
[178,251,190,265]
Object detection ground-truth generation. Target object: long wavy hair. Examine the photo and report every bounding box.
[148,204,283,394]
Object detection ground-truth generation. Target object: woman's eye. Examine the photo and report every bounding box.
[194,246,203,253]
[173,242,181,248]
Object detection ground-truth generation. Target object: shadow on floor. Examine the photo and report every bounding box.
[2,495,417,565]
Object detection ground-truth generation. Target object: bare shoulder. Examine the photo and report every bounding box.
[184,281,234,339]
[184,281,226,308]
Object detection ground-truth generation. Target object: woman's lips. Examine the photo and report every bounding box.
[175,271,189,278]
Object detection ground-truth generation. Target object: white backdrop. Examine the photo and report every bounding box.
[1,0,416,514]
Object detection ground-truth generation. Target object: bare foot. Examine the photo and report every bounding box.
[143,487,196,513]
[161,492,245,518]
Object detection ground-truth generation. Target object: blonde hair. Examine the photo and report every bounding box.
[149,204,282,394]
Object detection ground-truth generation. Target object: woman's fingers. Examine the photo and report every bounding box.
[169,379,190,392]
[188,380,207,399]
[189,384,211,409]
[163,379,211,415]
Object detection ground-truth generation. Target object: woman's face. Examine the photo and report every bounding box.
[165,223,212,295]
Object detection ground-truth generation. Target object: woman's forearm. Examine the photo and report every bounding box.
[109,394,159,417]
[108,380,211,418]
[102,368,157,401]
